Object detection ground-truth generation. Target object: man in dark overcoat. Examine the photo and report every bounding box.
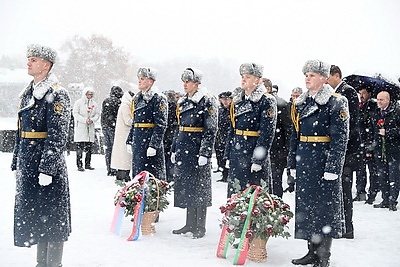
[171,68,218,239]
[356,87,379,204]
[264,80,291,197]
[11,44,72,267]
[214,91,232,182]
[288,60,349,267]
[101,85,123,176]
[224,63,277,197]
[368,91,400,211]
[328,65,361,239]
[126,67,167,181]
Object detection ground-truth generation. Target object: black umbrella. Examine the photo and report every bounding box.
[344,74,400,100]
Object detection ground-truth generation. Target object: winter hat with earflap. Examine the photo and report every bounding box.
[239,63,264,78]
[181,67,203,83]
[302,60,331,78]
[137,67,158,81]
[26,44,57,63]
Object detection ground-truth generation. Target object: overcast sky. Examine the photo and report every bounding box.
[1,0,399,99]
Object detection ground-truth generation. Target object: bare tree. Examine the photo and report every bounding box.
[57,34,137,102]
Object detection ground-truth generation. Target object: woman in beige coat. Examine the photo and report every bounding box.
[111,91,134,181]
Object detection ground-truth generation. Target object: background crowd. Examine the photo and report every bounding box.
[11,44,399,267]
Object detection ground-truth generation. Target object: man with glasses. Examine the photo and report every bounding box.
[126,67,168,181]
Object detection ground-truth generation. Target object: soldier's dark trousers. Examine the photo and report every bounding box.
[37,242,64,267]
[76,142,93,168]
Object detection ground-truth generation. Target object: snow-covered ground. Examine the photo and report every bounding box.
[0,152,399,267]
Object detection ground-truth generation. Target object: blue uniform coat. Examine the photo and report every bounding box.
[126,86,167,180]
[287,84,349,240]
[171,88,218,208]
[224,85,277,196]
[11,73,72,247]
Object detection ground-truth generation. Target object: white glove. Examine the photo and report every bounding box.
[198,156,208,166]
[39,174,52,186]
[250,163,262,173]
[171,152,176,164]
[290,169,296,178]
[225,160,230,169]
[323,172,338,181]
[126,144,132,154]
[147,147,157,157]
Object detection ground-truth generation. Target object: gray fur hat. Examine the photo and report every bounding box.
[181,67,203,83]
[239,63,263,78]
[302,60,331,78]
[26,44,57,63]
[137,67,158,81]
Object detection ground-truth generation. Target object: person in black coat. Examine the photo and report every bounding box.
[163,90,178,182]
[368,91,400,211]
[171,68,218,239]
[214,91,232,182]
[263,81,291,197]
[126,67,167,181]
[288,60,349,267]
[11,44,71,267]
[101,85,123,176]
[356,87,379,204]
[328,65,361,239]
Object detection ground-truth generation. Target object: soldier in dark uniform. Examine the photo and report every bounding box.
[356,87,379,204]
[126,67,167,181]
[328,65,361,239]
[214,91,232,182]
[224,63,277,197]
[288,60,349,267]
[171,68,218,239]
[11,44,71,267]
[263,80,291,198]
[284,87,303,193]
[163,90,178,182]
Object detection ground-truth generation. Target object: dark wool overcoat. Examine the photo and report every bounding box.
[126,86,167,181]
[224,85,277,196]
[11,73,72,247]
[287,84,349,240]
[171,89,218,208]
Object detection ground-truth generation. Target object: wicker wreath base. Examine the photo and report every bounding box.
[141,211,159,235]
[247,238,268,262]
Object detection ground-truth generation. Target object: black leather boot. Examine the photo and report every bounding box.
[172,208,196,234]
[192,207,207,239]
[36,242,48,267]
[47,242,64,267]
[314,238,332,267]
[292,241,318,265]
